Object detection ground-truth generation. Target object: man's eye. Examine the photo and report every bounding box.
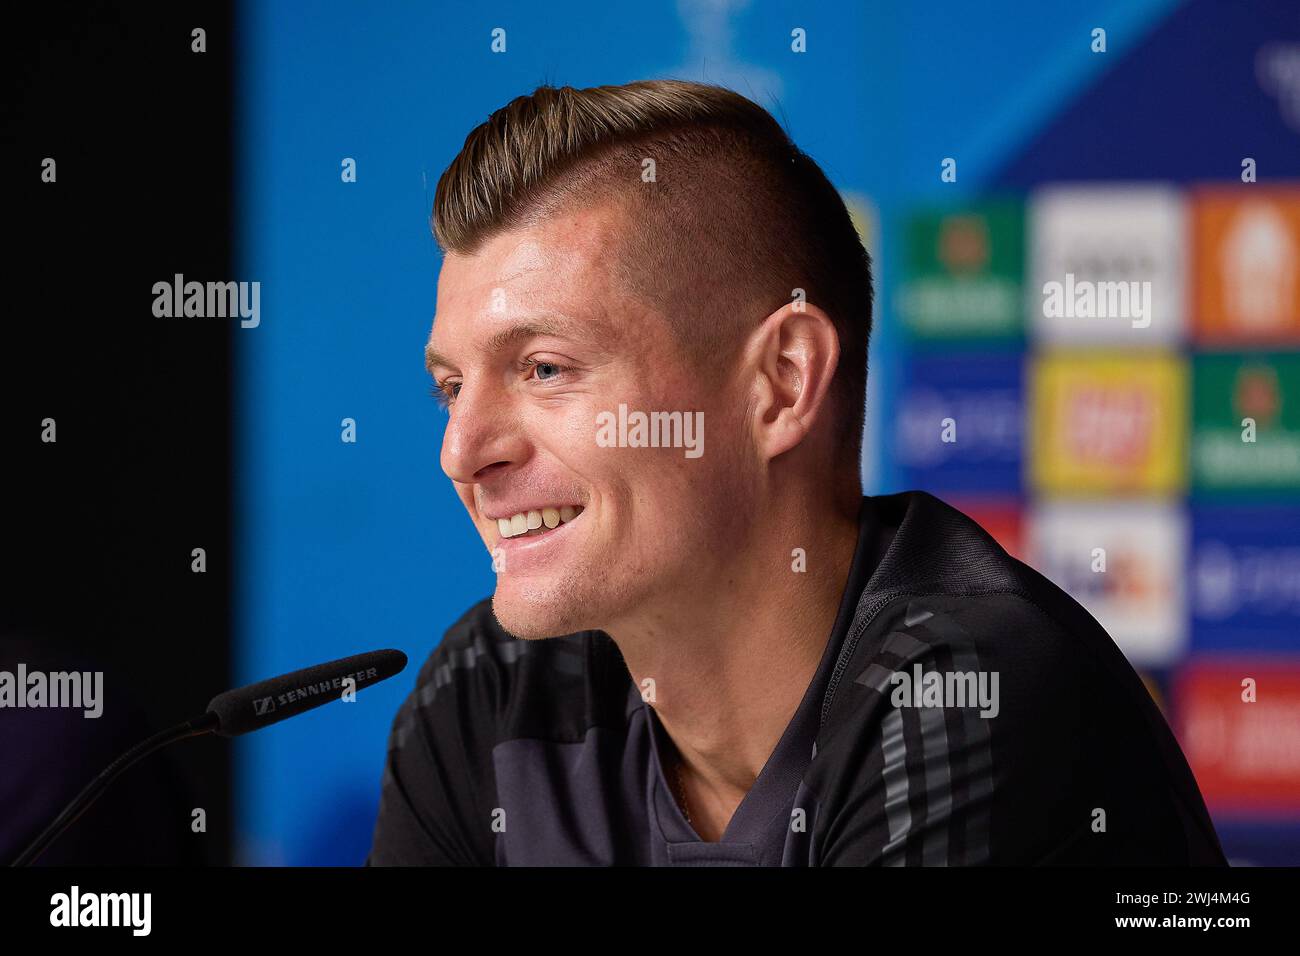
[429,380,461,408]
[525,358,571,382]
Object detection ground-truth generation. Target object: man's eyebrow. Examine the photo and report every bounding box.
[424,317,594,375]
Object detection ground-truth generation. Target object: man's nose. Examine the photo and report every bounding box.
[439,380,523,484]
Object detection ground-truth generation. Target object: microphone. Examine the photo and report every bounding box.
[11,648,408,866]
[205,649,407,736]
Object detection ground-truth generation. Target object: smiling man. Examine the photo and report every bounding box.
[367,80,1226,866]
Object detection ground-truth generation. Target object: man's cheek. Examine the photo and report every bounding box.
[540,400,606,454]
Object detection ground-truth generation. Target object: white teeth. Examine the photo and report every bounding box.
[496,505,583,538]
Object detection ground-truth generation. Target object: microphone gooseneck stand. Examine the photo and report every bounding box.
[11,712,220,867]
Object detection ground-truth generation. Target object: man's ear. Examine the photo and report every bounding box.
[744,301,841,462]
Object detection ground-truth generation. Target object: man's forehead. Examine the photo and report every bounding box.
[437,240,555,309]
[438,201,625,300]
[428,205,631,364]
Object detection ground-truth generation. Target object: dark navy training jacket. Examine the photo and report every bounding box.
[367,491,1227,866]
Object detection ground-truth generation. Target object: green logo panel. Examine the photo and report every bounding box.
[898,201,1024,340]
[1192,353,1300,493]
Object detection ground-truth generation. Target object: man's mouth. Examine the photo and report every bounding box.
[493,505,585,540]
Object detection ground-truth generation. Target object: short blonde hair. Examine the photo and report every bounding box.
[433,79,873,461]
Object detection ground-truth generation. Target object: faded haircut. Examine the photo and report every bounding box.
[432,79,873,466]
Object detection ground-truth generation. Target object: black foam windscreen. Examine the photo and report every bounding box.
[205,649,407,737]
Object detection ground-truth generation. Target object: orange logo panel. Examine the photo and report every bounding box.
[1192,187,1300,344]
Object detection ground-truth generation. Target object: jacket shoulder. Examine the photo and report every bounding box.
[406,597,629,746]
[811,492,1225,864]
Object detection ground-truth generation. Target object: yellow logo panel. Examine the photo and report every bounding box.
[1030,353,1187,495]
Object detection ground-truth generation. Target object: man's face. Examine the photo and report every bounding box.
[427,202,756,638]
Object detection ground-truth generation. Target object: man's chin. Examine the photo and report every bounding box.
[490,588,592,640]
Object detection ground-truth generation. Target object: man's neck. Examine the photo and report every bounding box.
[608,491,862,840]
